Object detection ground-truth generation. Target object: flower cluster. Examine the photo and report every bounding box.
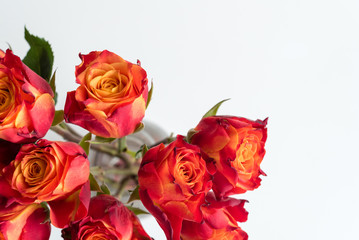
[138,115,267,240]
[0,30,151,239]
[0,29,268,240]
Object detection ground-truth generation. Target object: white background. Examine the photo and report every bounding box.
[1,0,359,239]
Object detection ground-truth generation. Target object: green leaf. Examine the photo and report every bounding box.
[51,110,64,126]
[91,136,116,144]
[126,206,149,215]
[202,99,230,119]
[49,70,58,104]
[146,81,153,109]
[79,132,92,155]
[89,173,102,192]
[127,185,140,203]
[22,27,54,81]
[100,183,111,195]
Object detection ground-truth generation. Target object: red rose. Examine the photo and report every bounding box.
[64,50,148,138]
[181,192,248,240]
[62,194,151,240]
[0,49,55,143]
[190,116,267,198]
[1,139,90,227]
[0,203,51,240]
[138,135,212,240]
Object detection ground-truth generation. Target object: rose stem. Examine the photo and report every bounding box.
[50,125,132,166]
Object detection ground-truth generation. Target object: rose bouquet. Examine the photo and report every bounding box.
[0,28,268,240]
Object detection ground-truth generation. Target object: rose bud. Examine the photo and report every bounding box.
[0,49,55,143]
[181,192,248,240]
[62,194,151,240]
[138,135,212,240]
[64,50,148,138]
[0,203,51,240]
[190,116,267,198]
[1,139,90,228]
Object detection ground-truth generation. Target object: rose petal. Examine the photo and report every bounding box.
[48,181,90,228]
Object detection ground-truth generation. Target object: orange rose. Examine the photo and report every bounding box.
[0,203,51,240]
[1,139,90,227]
[62,195,151,240]
[0,49,55,143]
[190,116,267,198]
[64,50,148,138]
[138,135,212,240]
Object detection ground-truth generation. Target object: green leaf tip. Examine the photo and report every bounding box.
[126,206,149,215]
[135,144,149,160]
[91,136,116,144]
[133,122,145,133]
[100,184,111,195]
[127,185,140,203]
[79,132,92,155]
[186,128,198,143]
[202,98,230,119]
[23,27,54,81]
[51,110,64,126]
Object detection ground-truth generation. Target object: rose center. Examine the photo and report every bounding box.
[23,158,47,186]
[0,75,15,119]
[179,163,193,181]
[89,64,131,100]
[233,134,259,172]
[174,152,203,191]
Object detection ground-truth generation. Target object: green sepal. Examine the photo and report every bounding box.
[186,128,198,143]
[40,202,50,224]
[51,110,64,126]
[22,27,54,81]
[142,144,149,156]
[79,132,92,155]
[135,144,149,159]
[49,70,58,104]
[133,122,144,133]
[202,99,230,119]
[146,81,153,109]
[127,185,140,203]
[126,205,149,215]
